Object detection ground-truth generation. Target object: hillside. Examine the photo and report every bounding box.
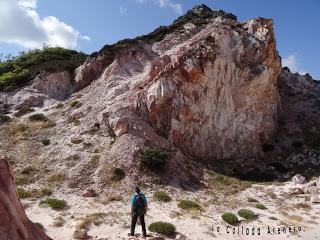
[0,4,320,240]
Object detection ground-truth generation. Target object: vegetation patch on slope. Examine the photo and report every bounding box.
[0,47,87,91]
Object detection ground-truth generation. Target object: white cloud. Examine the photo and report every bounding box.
[120,6,127,15]
[0,0,90,49]
[282,54,307,75]
[136,0,182,15]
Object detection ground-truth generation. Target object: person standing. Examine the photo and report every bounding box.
[130,187,147,238]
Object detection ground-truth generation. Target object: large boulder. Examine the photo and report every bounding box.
[0,155,51,240]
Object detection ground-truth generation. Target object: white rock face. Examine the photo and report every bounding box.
[32,71,73,100]
[310,195,320,203]
[12,88,45,110]
[292,174,306,184]
[137,18,281,160]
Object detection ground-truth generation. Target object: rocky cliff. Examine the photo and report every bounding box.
[74,5,281,161]
[0,4,318,189]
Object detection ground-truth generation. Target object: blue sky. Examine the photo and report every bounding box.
[0,0,319,79]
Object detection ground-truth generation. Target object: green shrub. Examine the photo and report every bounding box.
[41,139,50,146]
[70,100,83,108]
[28,113,49,122]
[111,167,125,181]
[48,173,65,184]
[13,108,35,117]
[0,47,87,91]
[153,191,172,202]
[221,212,238,225]
[178,200,201,210]
[0,113,11,125]
[139,146,170,171]
[56,103,64,109]
[21,166,36,174]
[34,222,44,229]
[40,187,53,197]
[237,209,257,220]
[148,222,176,237]
[17,188,31,198]
[39,198,67,209]
[71,137,83,144]
[255,203,267,210]
[247,197,259,203]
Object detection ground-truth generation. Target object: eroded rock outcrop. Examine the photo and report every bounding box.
[0,155,51,240]
[75,5,281,162]
[33,71,73,100]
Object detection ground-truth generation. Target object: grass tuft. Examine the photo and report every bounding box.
[39,198,67,209]
[221,212,238,225]
[153,191,172,202]
[148,222,176,237]
[237,209,257,220]
[178,200,202,210]
[255,203,267,210]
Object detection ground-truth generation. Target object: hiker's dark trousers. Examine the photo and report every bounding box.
[131,214,146,236]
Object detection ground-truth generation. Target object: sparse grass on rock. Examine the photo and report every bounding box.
[28,113,49,122]
[153,191,172,202]
[148,222,176,237]
[237,209,257,220]
[178,200,202,210]
[247,197,259,203]
[222,212,238,225]
[21,165,37,174]
[77,213,107,230]
[17,187,32,198]
[13,108,35,117]
[0,113,11,125]
[48,173,65,184]
[111,167,125,181]
[255,203,267,210]
[39,198,67,209]
[41,139,50,146]
[71,137,83,144]
[70,100,83,109]
[139,146,170,171]
[207,170,252,195]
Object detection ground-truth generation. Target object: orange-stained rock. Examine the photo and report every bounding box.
[0,155,51,240]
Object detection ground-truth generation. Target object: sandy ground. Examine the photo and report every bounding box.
[23,181,320,240]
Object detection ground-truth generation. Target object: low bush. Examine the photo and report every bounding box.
[237,209,257,220]
[178,200,201,210]
[221,212,238,225]
[28,113,48,122]
[153,191,172,202]
[0,113,11,125]
[17,188,31,198]
[39,198,67,209]
[111,167,125,181]
[71,137,83,144]
[41,139,50,146]
[56,103,64,109]
[70,100,83,108]
[139,146,170,171]
[148,221,176,237]
[48,173,65,184]
[255,203,267,210]
[0,47,87,91]
[247,197,259,203]
[21,166,37,174]
[13,108,35,117]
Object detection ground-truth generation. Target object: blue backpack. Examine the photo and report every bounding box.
[134,194,146,216]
